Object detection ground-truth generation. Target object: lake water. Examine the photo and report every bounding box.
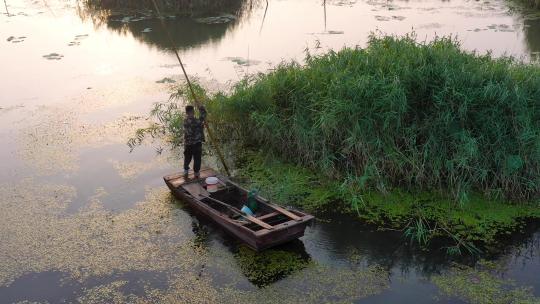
[1,0,539,303]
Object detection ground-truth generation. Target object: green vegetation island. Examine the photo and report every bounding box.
[131,34,540,255]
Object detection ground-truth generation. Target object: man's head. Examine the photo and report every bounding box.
[185,105,194,117]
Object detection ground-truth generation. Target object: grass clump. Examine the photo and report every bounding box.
[209,33,540,204]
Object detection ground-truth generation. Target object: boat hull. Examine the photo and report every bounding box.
[164,170,314,251]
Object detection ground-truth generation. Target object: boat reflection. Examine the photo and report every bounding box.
[232,240,311,287]
[186,204,312,286]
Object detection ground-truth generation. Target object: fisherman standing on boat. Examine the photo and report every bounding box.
[183,105,206,178]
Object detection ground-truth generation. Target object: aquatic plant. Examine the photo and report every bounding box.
[208,33,540,204]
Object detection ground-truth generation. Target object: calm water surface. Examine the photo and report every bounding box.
[1,0,539,303]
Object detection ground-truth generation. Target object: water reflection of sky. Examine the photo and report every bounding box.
[2,0,539,109]
[1,0,540,303]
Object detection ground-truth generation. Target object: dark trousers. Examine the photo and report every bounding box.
[184,142,202,173]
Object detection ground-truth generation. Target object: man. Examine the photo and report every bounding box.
[183,105,206,178]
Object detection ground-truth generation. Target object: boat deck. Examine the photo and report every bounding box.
[163,168,315,251]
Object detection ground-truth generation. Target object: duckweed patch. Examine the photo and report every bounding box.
[109,157,170,180]
[1,179,390,303]
[73,262,389,304]
[18,110,148,174]
[0,180,204,287]
[219,263,389,304]
[17,77,163,175]
[432,260,540,304]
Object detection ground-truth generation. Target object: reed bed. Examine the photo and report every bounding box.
[208,34,540,204]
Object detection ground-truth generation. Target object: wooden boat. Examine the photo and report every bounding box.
[164,168,315,251]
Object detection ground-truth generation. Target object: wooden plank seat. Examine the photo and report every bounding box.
[183,182,274,230]
[257,211,280,221]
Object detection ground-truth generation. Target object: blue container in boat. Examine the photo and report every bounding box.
[241,205,254,216]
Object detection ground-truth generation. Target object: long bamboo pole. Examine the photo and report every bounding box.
[3,0,10,16]
[323,0,327,32]
[258,0,268,35]
[149,0,231,176]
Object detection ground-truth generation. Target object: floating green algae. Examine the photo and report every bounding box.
[77,281,133,304]
[0,181,203,287]
[432,260,540,304]
[109,157,170,180]
[16,78,163,175]
[74,262,389,304]
[18,110,149,175]
[1,179,390,303]
[218,263,390,304]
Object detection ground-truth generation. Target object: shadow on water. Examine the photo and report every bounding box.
[507,1,540,55]
[232,240,311,287]
[77,0,262,52]
[178,192,540,295]
[178,199,313,287]
[524,17,540,54]
[82,0,247,16]
[107,17,237,52]
[322,211,540,261]
[305,212,474,275]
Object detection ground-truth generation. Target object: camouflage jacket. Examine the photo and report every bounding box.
[183,106,207,146]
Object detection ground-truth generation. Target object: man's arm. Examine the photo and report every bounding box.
[198,106,207,123]
[183,118,193,142]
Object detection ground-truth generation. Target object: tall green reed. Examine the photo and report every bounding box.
[207,33,540,204]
